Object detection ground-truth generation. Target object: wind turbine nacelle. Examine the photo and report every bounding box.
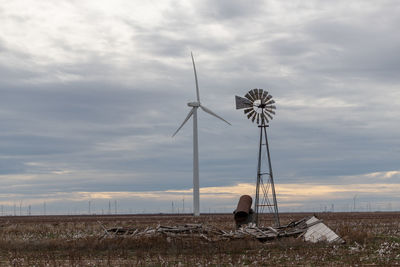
[187,102,200,107]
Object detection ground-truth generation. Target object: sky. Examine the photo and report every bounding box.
[0,0,399,215]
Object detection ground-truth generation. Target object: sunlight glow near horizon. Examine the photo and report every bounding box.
[1,169,399,214]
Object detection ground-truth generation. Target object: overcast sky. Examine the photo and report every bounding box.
[0,0,399,215]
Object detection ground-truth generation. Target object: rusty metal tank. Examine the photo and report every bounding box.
[234,195,253,225]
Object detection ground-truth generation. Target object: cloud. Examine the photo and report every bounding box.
[365,170,400,180]
[0,0,399,213]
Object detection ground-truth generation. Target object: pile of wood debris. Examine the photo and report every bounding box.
[98,216,344,244]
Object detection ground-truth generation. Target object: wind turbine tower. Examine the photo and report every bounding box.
[173,53,231,216]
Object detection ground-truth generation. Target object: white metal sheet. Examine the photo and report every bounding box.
[303,216,344,243]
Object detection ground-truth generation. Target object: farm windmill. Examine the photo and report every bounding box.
[172,53,231,216]
[235,89,280,226]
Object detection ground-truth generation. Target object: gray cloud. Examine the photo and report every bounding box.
[0,0,399,213]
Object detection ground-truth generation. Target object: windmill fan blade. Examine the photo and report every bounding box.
[265,108,275,115]
[264,110,273,120]
[244,107,253,114]
[262,90,268,99]
[265,95,272,102]
[256,113,260,124]
[264,113,270,123]
[259,89,264,99]
[191,52,200,102]
[200,105,231,125]
[249,89,257,101]
[257,89,263,100]
[235,95,253,109]
[247,110,255,119]
[253,89,260,100]
[261,90,268,103]
[266,99,275,105]
[245,93,254,102]
[251,112,257,122]
[172,108,194,137]
[266,105,276,109]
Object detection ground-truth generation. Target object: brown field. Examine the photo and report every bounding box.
[0,212,399,266]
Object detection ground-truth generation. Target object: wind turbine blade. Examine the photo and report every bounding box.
[172,108,195,137]
[191,52,200,102]
[200,105,231,125]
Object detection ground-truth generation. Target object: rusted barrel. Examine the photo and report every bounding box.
[234,195,253,224]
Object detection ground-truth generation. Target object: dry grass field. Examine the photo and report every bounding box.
[0,212,399,266]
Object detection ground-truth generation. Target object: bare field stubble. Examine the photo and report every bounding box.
[0,212,399,266]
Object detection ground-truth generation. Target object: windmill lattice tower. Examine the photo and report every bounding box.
[235,89,280,227]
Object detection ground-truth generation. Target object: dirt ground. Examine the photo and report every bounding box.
[0,212,399,266]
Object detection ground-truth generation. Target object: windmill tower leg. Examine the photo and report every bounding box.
[264,127,280,227]
[193,107,200,216]
[254,125,263,225]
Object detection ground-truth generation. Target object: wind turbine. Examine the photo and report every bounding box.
[172,52,231,216]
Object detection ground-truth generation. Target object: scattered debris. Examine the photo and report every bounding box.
[98,216,344,244]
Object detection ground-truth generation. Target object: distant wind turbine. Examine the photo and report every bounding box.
[172,52,231,216]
